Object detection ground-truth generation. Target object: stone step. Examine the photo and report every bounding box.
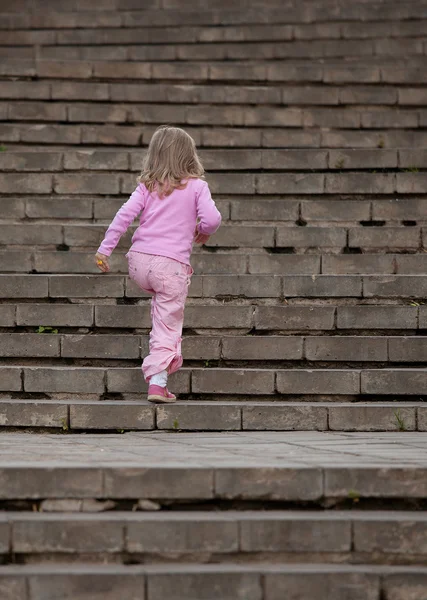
[0,149,425,170]
[0,563,427,600]
[4,196,427,226]
[1,225,425,253]
[2,58,427,84]
[2,38,426,62]
[0,509,427,561]
[0,171,425,196]
[1,1,426,24]
[0,101,423,131]
[3,303,422,332]
[1,365,427,398]
[0,399,425,431]
[1,274,427,300]
[2,430,427,501]
[2,20,427,47]
[2,333,427,363]
[3,123,427,148]
[3,251,427,275]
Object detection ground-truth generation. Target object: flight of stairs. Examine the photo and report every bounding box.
[1,0,427,597]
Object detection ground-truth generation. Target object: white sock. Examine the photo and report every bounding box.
[150,370,168,387]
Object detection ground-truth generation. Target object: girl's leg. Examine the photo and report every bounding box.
[142,257,191,384]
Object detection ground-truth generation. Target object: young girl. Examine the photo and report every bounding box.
[95,125,222,403]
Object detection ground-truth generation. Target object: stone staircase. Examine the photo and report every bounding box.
[1,0,427,597]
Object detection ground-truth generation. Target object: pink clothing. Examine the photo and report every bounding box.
[97,178,221,266]
[127,251,192,381]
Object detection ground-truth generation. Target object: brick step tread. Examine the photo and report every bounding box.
[2,19,427,42]
[0,563,426,600]
[1,509,427,559]
[3,302,424,331]
[2,333,427,363]
[3,124,427,149]
[1,1,426,25]
[1,101,424,131]
[3,195,427,224]
[0,399,425,431]
[3,40,427,64]
[4,251,427,276]
[2,366,427,396]
[2,430,427,499]
[1,225,425,252]
[1,149,426,169]
[2,58,427,84]
[1,171,425,195]
[2,274,427,300]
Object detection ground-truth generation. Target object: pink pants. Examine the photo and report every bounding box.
[127,251,192,382]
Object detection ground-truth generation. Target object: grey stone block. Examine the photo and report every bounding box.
[243,404,328,431]
[104,467,214,499]
[0,521,9,553]
[257,173,324,194]
[216,467,323,500]
[329,405,416,432]
[156,403,241,431]
[62,334,140,359]
[28,573,145,600]
[24,367,105,394]
[396,256,427,275]
[0,401,67,428]
[222,337,303,360]
[13,518,125,553]
[326,173,395,194]
[337,306,417,330]
[389,337,427,362]
[265,572,379,600]
[202,275,281,298]
[284,275,362,297]
[0,367,22,392]
[255,307,335,331]
[354,518,427,554]
[17,304,94,327]
[277,370,360,395]
[322,255,395,275]
[230,199,298,221]
[148,572,262,600]
[0,275,48,298]
[95,305,150,329]
[241,517,350,552]
[49,276,124,298]
[383,574,427,600]
[181,337,221,360]
[276,227,347,248]
[0,305,15,327]
[0,577,27,600]
[325,467,427,498]
[0,468,103,499]
[127,517,238,553]
[363,276,427,298]
[192,369,275,395]
[301,200,370,223]
[185,306,253,329]
[0,333,60,358]
[349,228,420,250]
[70,403,155,431]
[248,255,320,275]
[361,369,427,395]
[305,336,387,361]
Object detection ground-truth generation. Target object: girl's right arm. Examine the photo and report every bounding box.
[97,184,146,257]
[195,180,222,236]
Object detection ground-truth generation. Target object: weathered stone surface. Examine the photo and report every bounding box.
[0,275,48,298]
[354,518,427,555]
[284,275,362,297]
[305,336,387,361]
[222,336,303,360]
[325,467,427,498]
[243,404,327,431]
[277,370,360,395]
[24,367,105,394]
[337,306,417,330]
[0,577,26,600]
[216,467,323,500]
[28,572,145,600]
[329,405,416,432]
[62,334,140,359]
[255,306,335,330]
[13,517,124,553]
[0,333,60,358]
[0,367,22,392]
[156,403,241,431]
[363,276,427,299]
[0,468,103,499]
[107,368,190,394]
[192,369,275,395]
[265,572,379,600]
[0,401,67,428]
[148,572,262,600]
[383,573,427,600]
[70,403,155,430]
[127,516,238,553]
[17,304,94,327]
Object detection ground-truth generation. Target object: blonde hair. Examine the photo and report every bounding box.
[138,125,204,197]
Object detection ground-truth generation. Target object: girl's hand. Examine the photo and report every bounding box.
[194,228,210,245]
[95,252,110,273]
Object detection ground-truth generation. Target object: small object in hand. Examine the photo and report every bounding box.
[97,260,103,266]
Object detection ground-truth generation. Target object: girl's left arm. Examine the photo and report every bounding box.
[97,184,146,257]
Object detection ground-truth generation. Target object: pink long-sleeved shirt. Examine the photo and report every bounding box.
[97,178,222,266]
